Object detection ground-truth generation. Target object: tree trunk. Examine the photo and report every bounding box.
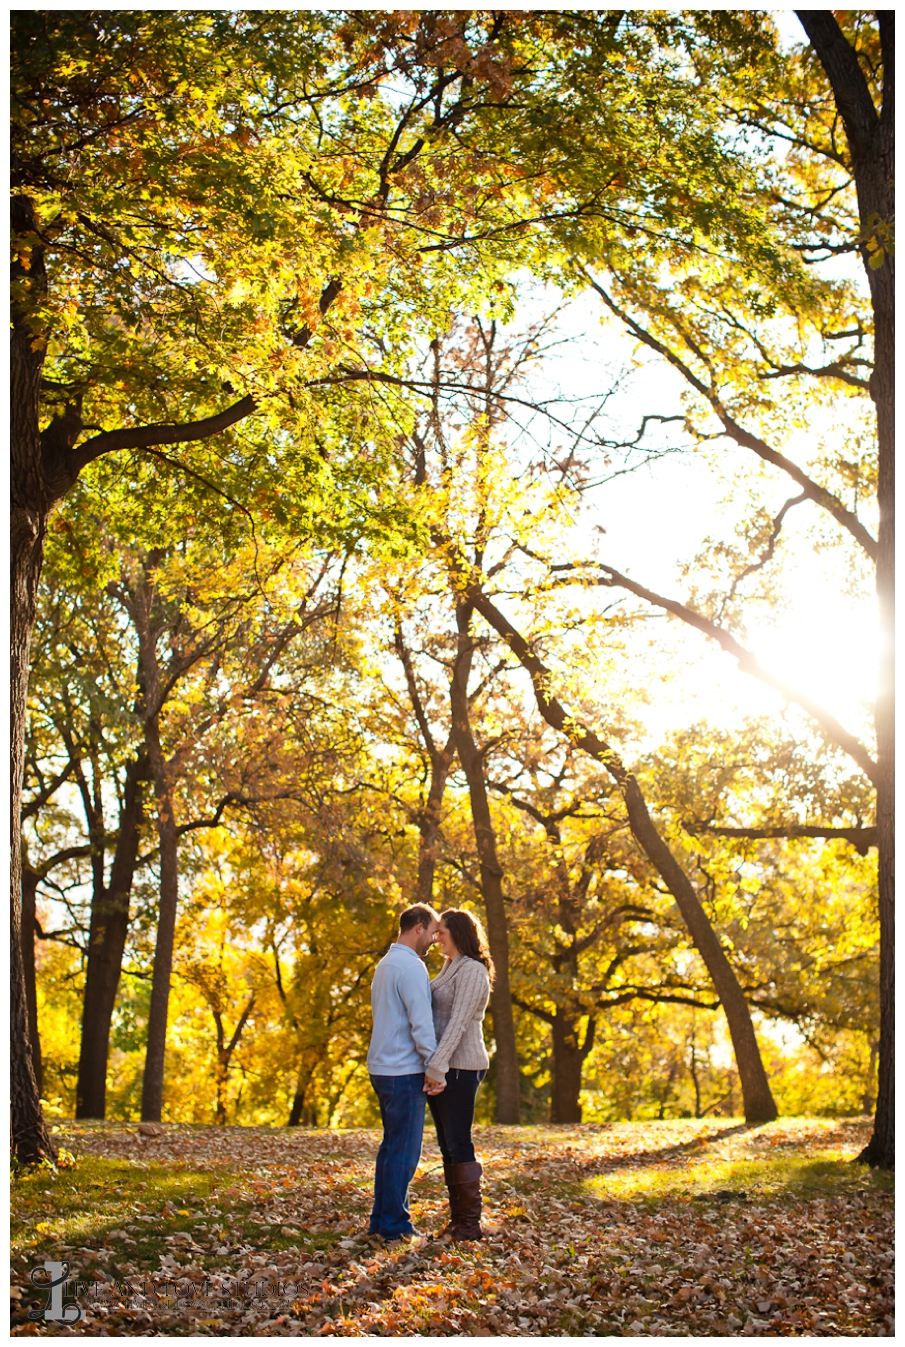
[862,1039,879,1117]
[287,1051,322,1127]
[21,864,43,1098]
[796,8,894,1169]
[621,777,777,1121]
[11,193,57,1162]
[132,566,181,1124]
[862,51,895,1173]
[416,734,456,908]
[213,997,255,1125]
[449,600,521,1124]
[547,830,591,1125]
[140,711,180,1123]
[215,1015,228,1126]
[392,618,457,908]
[76,756,147,1118]
[469,584,778,1123]
[10,536,52,1160]
[550,1012,586,1124]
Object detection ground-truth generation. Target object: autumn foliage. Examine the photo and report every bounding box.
[13,5,892,1187]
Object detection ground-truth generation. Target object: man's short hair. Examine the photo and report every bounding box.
[399,904,439,934]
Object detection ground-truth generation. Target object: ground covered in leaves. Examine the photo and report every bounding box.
[11,1116,893,1337]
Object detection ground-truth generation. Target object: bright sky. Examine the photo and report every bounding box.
[493,278,878,758]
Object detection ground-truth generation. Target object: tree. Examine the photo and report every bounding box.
[653,718,879,1090]
[790,6,892,1172]
[22,547,150,1119]
[461,577,778,1123]
[356,298,782,1122]
[177,908,263,1127]
[10,7,535,1159]
[488,740,710,1123]
[375,302,782,1122]
[371,312,621,1123]
[545,10,893,1163]
[107,534,345,1120]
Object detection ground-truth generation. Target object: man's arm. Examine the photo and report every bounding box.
[397,961,442,1081]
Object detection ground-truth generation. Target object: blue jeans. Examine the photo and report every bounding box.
[369,1073,426,1237]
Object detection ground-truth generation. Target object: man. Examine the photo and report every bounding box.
[367,904,446,1242]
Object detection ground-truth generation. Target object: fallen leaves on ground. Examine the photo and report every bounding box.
[10,1116,893,1336]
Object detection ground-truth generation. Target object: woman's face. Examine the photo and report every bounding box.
[437,919,459,960]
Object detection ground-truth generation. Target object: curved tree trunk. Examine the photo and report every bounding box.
[449,600,521,1124]
[862,66,895,1173]
[796,7,894,1169]
[469,584,778,1123]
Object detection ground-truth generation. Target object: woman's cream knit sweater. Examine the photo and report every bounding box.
[425,955,490,1078]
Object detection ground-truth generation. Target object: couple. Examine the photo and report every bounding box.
[367,903,493,1243]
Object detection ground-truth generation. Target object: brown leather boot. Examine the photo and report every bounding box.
[448,1161,483,1240]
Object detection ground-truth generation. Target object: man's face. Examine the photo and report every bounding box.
[415,919,439,957]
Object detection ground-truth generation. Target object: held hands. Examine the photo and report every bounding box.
[424,1076,446,1095]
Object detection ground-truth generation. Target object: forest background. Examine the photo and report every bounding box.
[11,9,892,1166]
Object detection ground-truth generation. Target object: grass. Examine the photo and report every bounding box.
[584,1147,895,1205]
[11,1153,341,1272]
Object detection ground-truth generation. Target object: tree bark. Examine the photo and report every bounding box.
[140,711,180,1123]
[415,735,456,908]
[287,1054,321,1127]
[11,194,57,1163]
[796,8,894,1169]
[393,618,457,908]
[449,600,521,1124]
[75,755,147,1118]
[550,1012,590,1124]
[20,864,43,1098]
[547,816,592,1124]
[130,569,182,1124]
[469,583,778,1123]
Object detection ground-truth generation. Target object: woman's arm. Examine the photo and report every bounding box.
[424,961,489,1078]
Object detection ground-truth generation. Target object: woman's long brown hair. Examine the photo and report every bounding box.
[441,908,495,987]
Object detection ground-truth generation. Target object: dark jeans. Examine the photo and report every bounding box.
[428,1068,486,1164]
[369,1073,426,1238]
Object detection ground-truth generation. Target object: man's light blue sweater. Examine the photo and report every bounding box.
[367,943,438,1075]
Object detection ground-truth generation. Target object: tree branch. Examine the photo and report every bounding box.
[548,559,879,787]
[393,618,440,761]
[21,760,78,820]
[226,995,257,1058]
[685,821,877,856]
[761,359,870,390]
[795,12,879,156]
[71,395,257,473]
[24,845,94,880]
[581,271,878,560]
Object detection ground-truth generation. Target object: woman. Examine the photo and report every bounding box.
[424,908,493,1240]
